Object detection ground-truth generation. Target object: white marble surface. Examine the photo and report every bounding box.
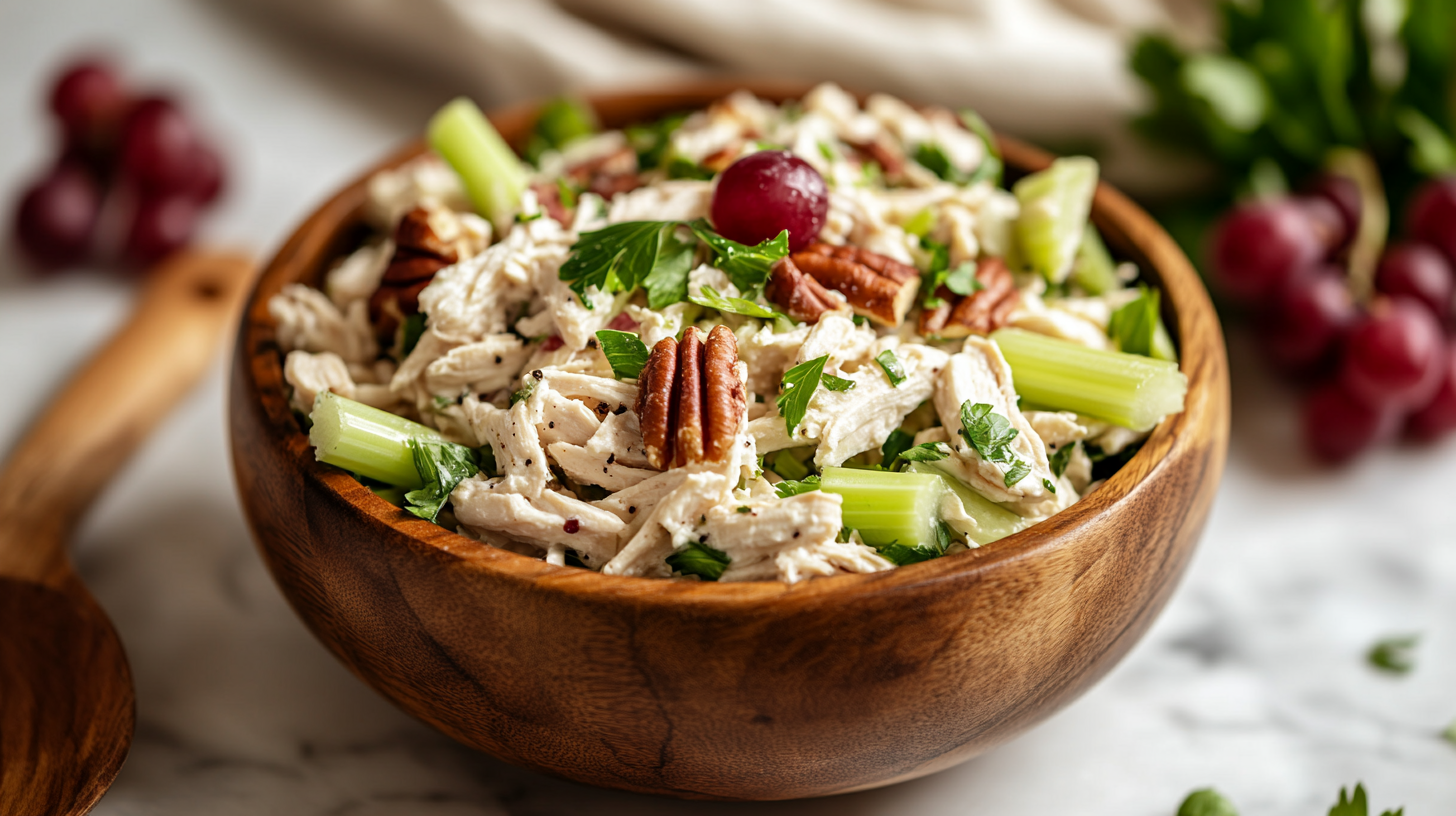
[2,1,1454,813]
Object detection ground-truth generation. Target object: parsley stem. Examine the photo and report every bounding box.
[821,467,946,548]
[309,391,442,489]
[992,328,1187,431]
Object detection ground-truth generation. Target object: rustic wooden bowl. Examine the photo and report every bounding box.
[229,81,1229,800]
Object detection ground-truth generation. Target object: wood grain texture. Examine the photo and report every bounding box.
[0,250,255,816]
[229,83,1229,801]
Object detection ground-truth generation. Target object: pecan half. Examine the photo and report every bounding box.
[635,325,746,469]
[773,242,920,326]
[917,256,1019,338]
[369,206,460,341]
[848,138,905,180]
[765,256,842,324]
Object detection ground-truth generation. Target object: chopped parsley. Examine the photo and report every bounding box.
[875,521,953,566]
[778,355,829,435]
[912,142,972,185]
[768,449,811,481]
[625,111,688,170]
[689,285,786,320]
[403,439,480,522]
[558,220,674,306]
[736,505,753,514]
[665,156,716,180]
[510,378,537,406]
[1049,443,1077,478]
[399,312,427,356]
[1176,788,1238,816]
[958,108,1003,186]
[875,349,907,387]
[1367,634,1419,675]
[1109,286,1178,362]
[943,260,982,296]
[594,330,650,379]
[773,475,822,498]
[1043,478,1057,494]
[918,238,952,308]
[897,442,950,463]
[477,443,498,477]
[667,540,730,580]
[821,372,856,392]
[1327,783,1403,816]
[642,230,695,309]
[959,401,1030,487]
[879,428,914,466]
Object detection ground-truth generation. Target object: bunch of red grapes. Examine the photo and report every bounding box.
[1210,175,1456,463]
[12,57,225,271]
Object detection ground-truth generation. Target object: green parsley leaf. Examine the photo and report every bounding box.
[515,211,543,223]
[666,540,731,580]
[524,95,598,164]
[625,111,688,170]
[778,355,828,435]
[688,285,787,320]
[555,177,580,210]
[880,428,914,466]
[736,505,753,514]
[959,401,1030,486]
[1442,719,1456,747]
[558,220,674,306]
[399,312,427,357]
[919,238,952,308]
[773,475,822,498]
[822,372,856,392]
[1049,443,1076,478]
[875,349,907,387]
[958,108,1003,186]
[595,330,650,379]
[1367,634,1419,675]
[943,260,982,297]
[1042,477,1057,493]
[913,142,971,184]
[768,449,811,481]
[1176,788,1239,816]
[403,439,480,522]
[1109,286,1178,362]
[687,219,789,295]
[666,156,716,180]
[1327,782,1404,816]
[897,442,950,463]
[642,229,695,308]
[875,541,943,566]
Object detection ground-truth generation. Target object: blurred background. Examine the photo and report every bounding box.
[2,0,1454,813]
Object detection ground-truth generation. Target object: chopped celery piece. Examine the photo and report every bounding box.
[1071,227,1121,295]
[427,97,529,227]
[905,463,1028,546]
[1013,156,1098,284]
[992,328,1187,431]
[821,467,946,547]
[309,391,441,489]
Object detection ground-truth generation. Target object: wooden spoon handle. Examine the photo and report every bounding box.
[0,250,254,587]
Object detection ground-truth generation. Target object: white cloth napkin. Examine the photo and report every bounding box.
[238,0,1210,192]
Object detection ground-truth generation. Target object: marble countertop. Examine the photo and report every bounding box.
[2,1,1453,813]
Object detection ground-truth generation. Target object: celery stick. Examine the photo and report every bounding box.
[992,328,1186,431]
[821,467,946,547]
[427,97,529,226]
[904,463,1028,546]
[1071,227,1121,295]
[309,391,441,489]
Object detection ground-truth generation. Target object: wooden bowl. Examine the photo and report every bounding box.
[229,81,1229,800]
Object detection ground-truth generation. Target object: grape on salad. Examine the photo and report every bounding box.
[271,84,1187,583]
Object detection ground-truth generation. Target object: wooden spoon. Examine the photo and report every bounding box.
[0,250,253,815]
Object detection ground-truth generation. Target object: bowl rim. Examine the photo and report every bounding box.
[238,79,1225,608]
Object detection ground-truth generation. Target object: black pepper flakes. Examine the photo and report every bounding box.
[612,404,627,415]
[792,531,800,538]
[587,337,599,349]
[549,421,555,429]
[698,534,708,543]
[606,453,615,464]
[525,458,533,466]
[494,355,503,364]
[628,506,636,514]
[531,369,543,380]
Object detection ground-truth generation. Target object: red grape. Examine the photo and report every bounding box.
[119,96,201,194]
[13,160,101,268]
[1259,265,1356,372]
[1338,296,1447,409]
[49,59,127,144]
[1294,195,1349,258]
[1208,199,1324,303]
[710,150,828,252]
[1407,175,1456,264]
[1406,340,1456,440]
[1303,174,1360,247]
[122,193,199,265]
[1302,381,1398,463]
[1375,242,1454,322]
[187,140,225,204]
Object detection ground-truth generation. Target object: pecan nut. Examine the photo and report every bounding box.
[369,206,461,340]
[917,256,1019,338]
[764,256,843,324]
[770,242,920,326]
[635,325,746,469]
